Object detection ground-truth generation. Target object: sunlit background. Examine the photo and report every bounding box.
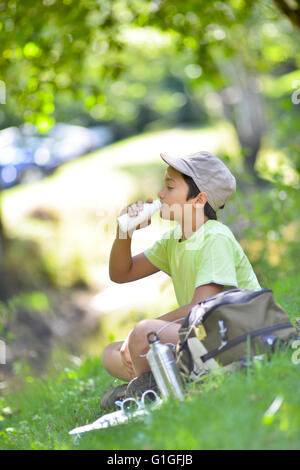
[0,0,300,382]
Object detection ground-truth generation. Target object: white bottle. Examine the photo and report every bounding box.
[117,199,162,233]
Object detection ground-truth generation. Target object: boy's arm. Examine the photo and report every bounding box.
[109,226,133,283]
[109,226,159,283]
[109,198,159,283]
[157,283,223,322]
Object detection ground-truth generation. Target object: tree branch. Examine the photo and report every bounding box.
[273,0,300,29]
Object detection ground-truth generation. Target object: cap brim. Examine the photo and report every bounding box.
[160,153,193,178]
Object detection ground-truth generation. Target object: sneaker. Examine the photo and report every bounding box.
[100,383,128,410]
[126,371,159,399]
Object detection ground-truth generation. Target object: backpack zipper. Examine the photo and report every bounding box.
[200,288,272,324]
[201,322,293,362]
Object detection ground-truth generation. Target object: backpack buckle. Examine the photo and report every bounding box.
[193,324,207,341]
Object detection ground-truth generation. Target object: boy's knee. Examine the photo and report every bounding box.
[101,343,110,370]
[129,319,156,349]
[101,341,120,370]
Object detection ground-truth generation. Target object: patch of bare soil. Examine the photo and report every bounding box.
[0,287,102,380]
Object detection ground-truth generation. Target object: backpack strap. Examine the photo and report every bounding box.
[187,336,220,373]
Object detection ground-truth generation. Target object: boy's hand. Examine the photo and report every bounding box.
[119,198,154,235]
[120,333,135,378]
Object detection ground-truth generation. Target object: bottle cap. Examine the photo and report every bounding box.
[147,331,160,344]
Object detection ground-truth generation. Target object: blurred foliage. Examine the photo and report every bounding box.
[1,0,300,394]
[0,289,49,345]
[1,124,299,295]
[228,185,300,287]
[0,0,299,180]
[1,123,242,292]
[0,0,299,336]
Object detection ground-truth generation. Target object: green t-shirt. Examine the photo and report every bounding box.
[144,220,261,307]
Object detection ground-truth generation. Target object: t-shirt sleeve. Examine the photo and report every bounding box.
[195,234,238,289]
[144,234,171,276]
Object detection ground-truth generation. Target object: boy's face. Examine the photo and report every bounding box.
[158,166,205,222]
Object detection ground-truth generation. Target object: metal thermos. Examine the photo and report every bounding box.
[146,332,185,401]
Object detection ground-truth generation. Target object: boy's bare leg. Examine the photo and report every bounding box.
[102,319,181,382]
[128,319,181,377]
[101,341,135,382]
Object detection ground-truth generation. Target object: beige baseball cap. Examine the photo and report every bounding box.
[160,150,236,212]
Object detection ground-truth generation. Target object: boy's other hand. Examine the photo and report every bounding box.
[120,335,135,378]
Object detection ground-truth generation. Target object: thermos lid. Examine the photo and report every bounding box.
[147,331,160,344]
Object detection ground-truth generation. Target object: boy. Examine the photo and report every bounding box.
[101,151,261,408]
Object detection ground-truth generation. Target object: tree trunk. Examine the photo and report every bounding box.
[218,58,268,186]
[273,0,300,30]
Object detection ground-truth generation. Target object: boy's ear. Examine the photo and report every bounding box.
[194,192,207,207]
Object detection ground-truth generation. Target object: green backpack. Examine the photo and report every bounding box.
[176,288,298,381]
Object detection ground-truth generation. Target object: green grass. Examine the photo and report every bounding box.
[1,274,300,450]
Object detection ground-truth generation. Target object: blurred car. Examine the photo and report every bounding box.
[0,123,113,189]
[0,127,43,189]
